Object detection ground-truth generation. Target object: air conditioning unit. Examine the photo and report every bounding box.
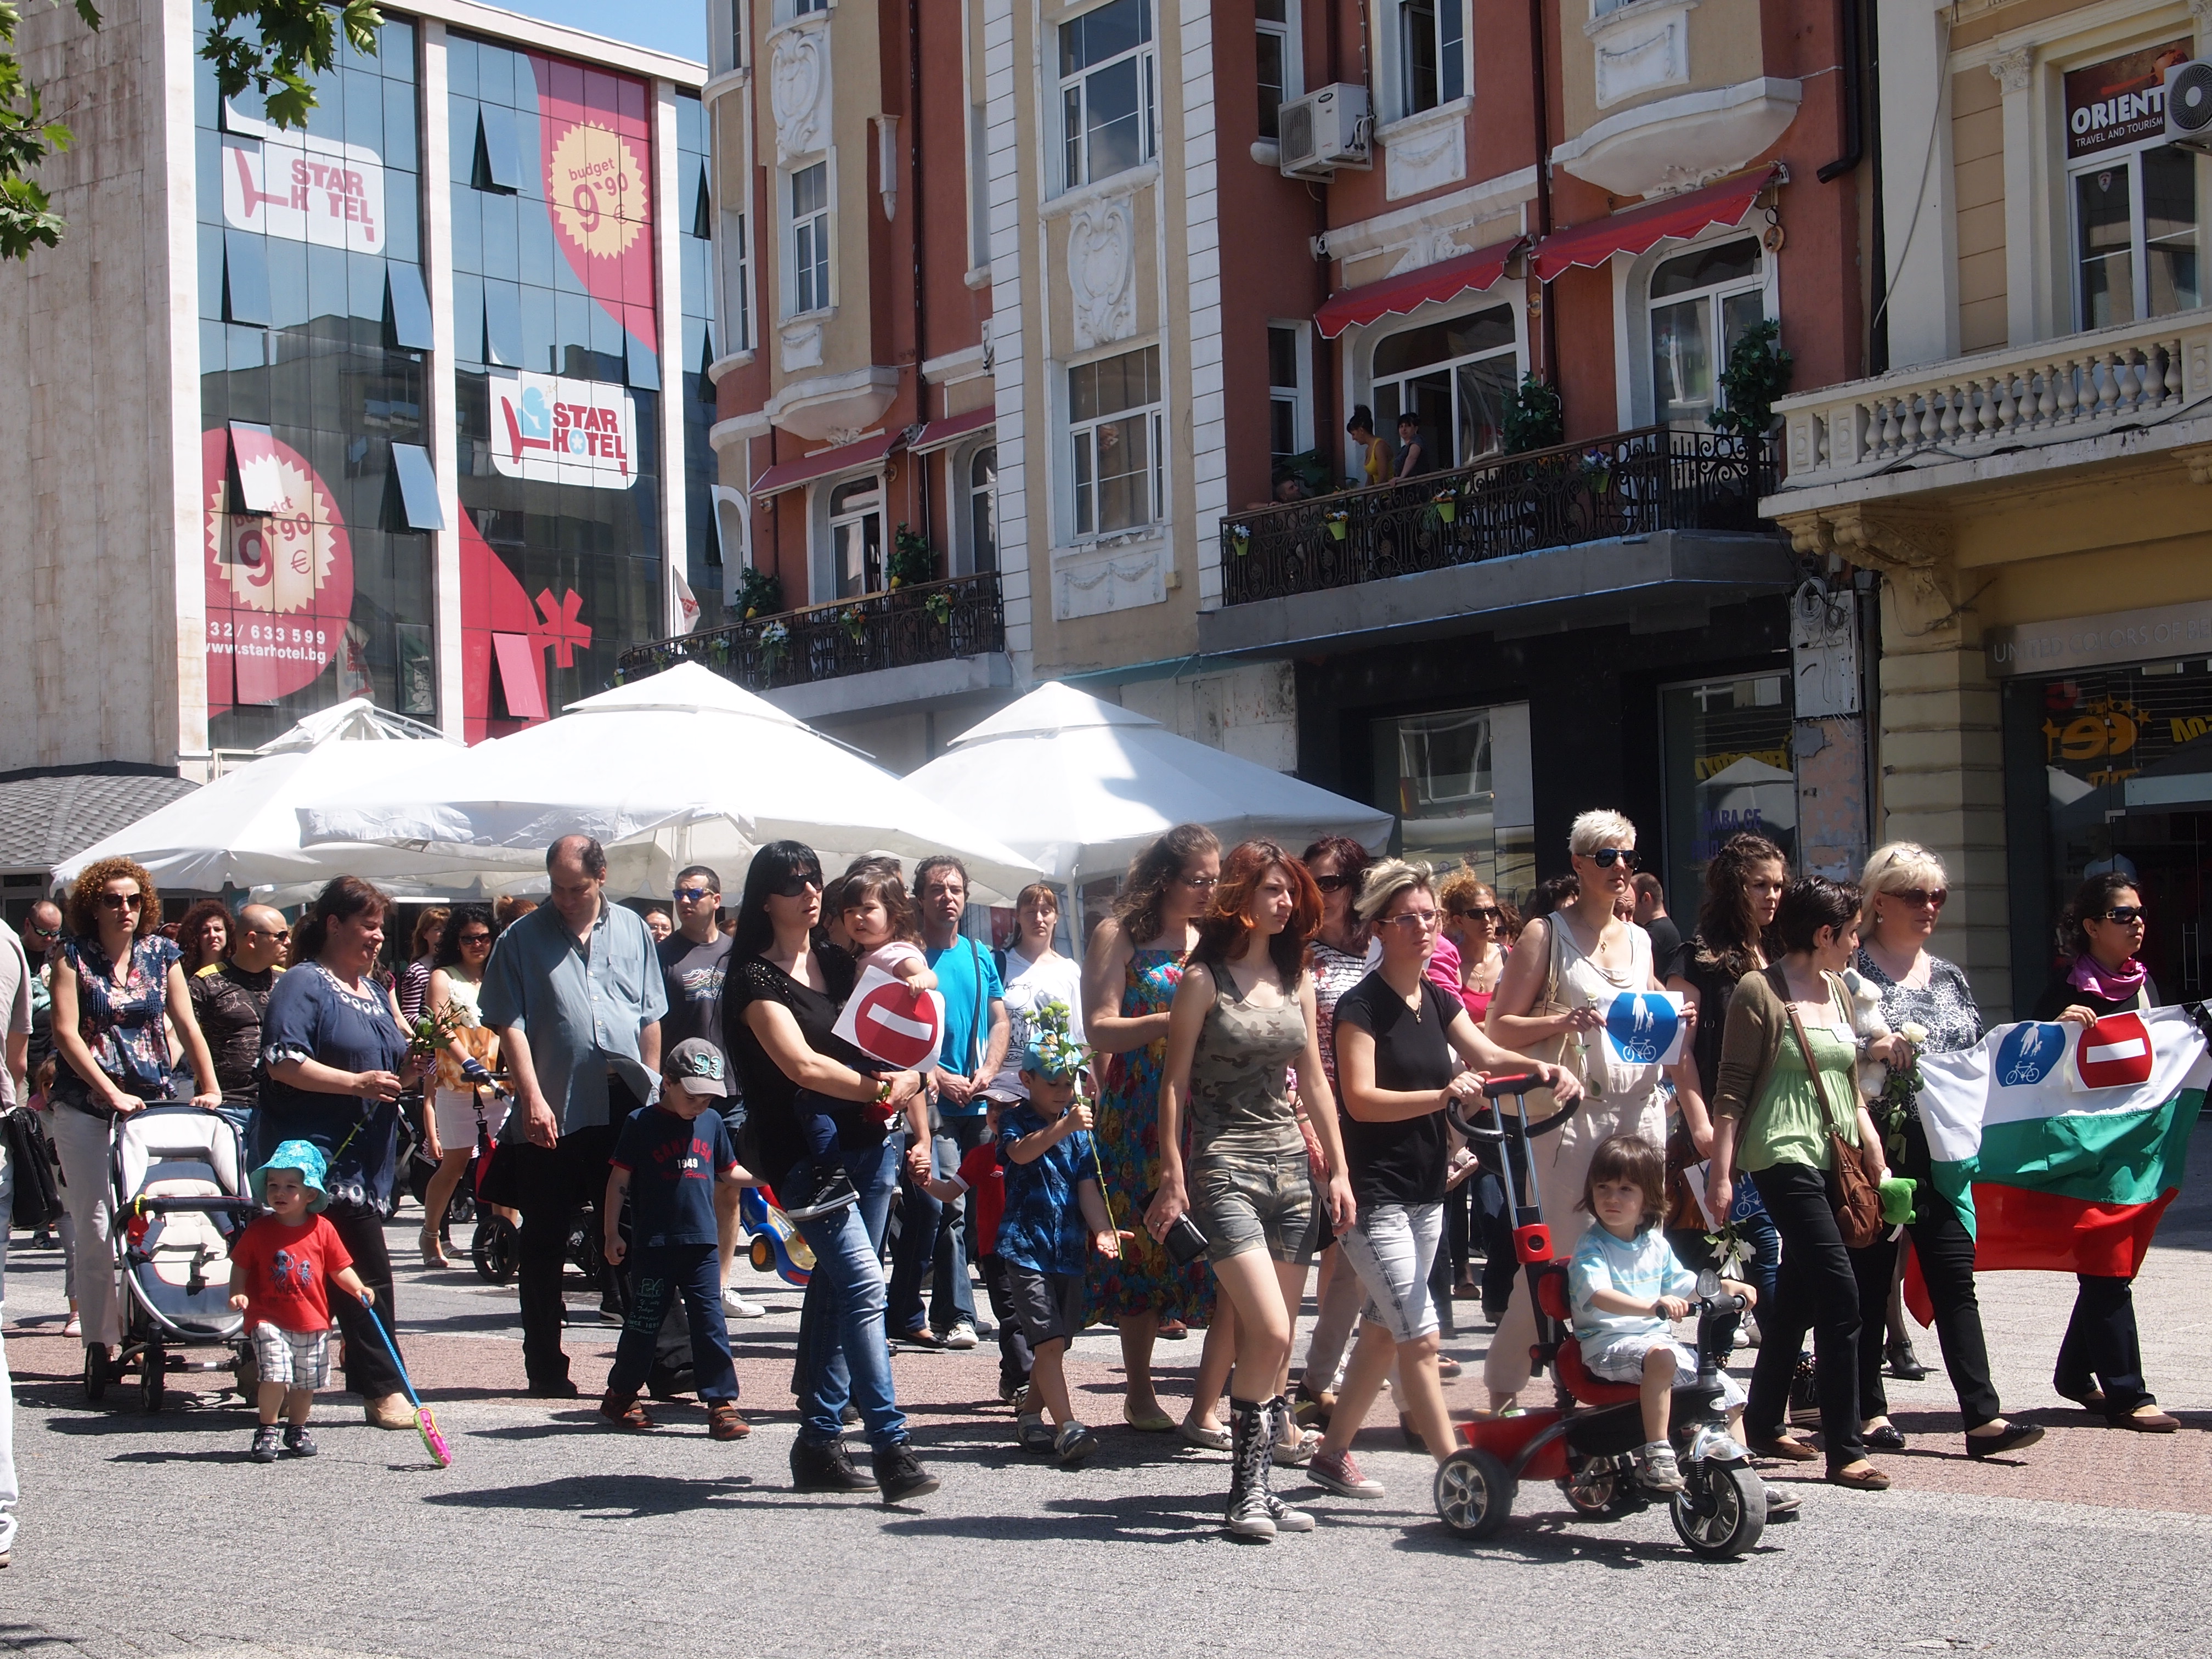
[1278,84,1371,180]
[2166,59,2212,153]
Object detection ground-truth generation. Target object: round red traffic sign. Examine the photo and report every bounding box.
[852,980,941,1070]
[2076,1011,2153,1089]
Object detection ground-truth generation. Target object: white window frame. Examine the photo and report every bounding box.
[1638,233,1770,432]
[1064,342,1164,540]
[785,158,833,320]
[1255,0,1303,144]
[955,440,998,575]
[1362,299,1525,471]
[814,470,885,601]
[2064,133,2202,332]
[1057,0,1158,195]
[723,0,748,74]
[1381,0,1467,125]
[1266,320,1312,465]
[721,207,753,355]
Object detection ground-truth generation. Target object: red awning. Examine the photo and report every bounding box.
[1528,166,1780,283]
[1314,238,1523,340]
[752,429,901,496]
[908,405,995,454]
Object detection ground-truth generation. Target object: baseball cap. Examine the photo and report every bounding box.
[664,1037,730,1096]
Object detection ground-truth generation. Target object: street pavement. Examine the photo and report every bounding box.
[5,1142,2212,1657]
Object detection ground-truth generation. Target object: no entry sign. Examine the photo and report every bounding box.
[2075,1011,2153,1090]
[833,966,946,1071]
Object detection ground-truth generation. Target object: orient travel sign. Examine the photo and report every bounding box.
[2065,41,2193,160]
[489,373,640,489]
[220,105,386,254]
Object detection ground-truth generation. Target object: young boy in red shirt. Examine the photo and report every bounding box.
[228,1139,375,1463]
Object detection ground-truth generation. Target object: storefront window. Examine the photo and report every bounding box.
[1658,673,1795,915]
[1372,702,1534,904]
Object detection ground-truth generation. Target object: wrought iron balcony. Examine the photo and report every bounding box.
[617,571,1005,693]
[1217,426,1776,607]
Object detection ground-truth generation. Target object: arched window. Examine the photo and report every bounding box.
[968,446,997,573]
[829,476,883,598]
[1369,303,1515,475]
[1648,238,1764,431]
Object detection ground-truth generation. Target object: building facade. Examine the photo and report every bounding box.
[682,0,1874,917]
[1,0,708,782]
[1765,0,2212,1019]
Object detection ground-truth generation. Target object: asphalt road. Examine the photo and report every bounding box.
[5,1142,2212,1657]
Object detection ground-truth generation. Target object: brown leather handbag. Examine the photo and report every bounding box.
[1782,990,1882,1249]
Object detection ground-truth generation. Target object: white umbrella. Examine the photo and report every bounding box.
[53,699,476,902]
[904,681,1393,890]
[294,663,1041,900]
[1699,754,1796,789]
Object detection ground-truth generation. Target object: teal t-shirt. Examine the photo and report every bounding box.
[926,936,1003,1111]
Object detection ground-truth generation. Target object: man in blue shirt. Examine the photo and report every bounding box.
[888,856,1008,1349]
[480,834,668,1397]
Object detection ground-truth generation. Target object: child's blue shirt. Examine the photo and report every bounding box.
[1567,1224,1696,1347]
[994,1103,1093,1276]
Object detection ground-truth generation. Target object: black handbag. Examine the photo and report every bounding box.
[1141,1189,1209,1266]
[4,1107,63,1229]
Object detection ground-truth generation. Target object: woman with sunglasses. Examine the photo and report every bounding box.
[1483,811,1705,1415]
[2028,872,2180,1432]
[47,857,223,1370]
[417,903,503,1267]
[723,842,939,1501]
[1849,845,2046,1458]
[1437,869,1520,1315]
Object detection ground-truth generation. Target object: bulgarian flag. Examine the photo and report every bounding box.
[1909,1006,2209,1298]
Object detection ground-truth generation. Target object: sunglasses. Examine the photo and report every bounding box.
[1458,905,1502,923]
[769,872,823,899]
[1381,910,1442,931]
[98,893,144,911]
[458,930,491,946]
[1181,873,1219,890]
[1312,873,1352,893]
[2101,905,2147,925]
[252,926,292,941]
[25,924,58,939]
[1891,888,1948,910]
[674,887,719,904]
[1587,849,1639,870]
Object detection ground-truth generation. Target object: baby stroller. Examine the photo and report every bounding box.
[94,1105,258,1412]
[1434,1075,1769,1560]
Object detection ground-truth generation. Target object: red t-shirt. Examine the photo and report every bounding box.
[956,1141,1007,1258]
[233,1212,354,1334]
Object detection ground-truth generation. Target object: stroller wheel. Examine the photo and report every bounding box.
[1434,1447,1515,1540]
[472,1214,520,1283]
[141,1346,167,1413]
[1671,1460,1767,1559]
[83,1345,109,1402]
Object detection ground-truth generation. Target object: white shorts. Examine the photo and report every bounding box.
[1583,1332,1746,1409]
[252,1323,332,1390]
[432,1088,510,1153]
[1339,1201,1444,1345]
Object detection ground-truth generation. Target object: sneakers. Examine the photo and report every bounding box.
[1260,1398,1315,1532]
[940,1321,980,1350]
[785,1166,860,1221]
[598,1306,627,1327]
[872,1441,941,1504]
[1017,1411,1056,1453]
[1308,1447,1385,1498]
[999,1374,1032,1406]
[599,1391,656,1430]
[1739,1312,1763,1347]
[1054,1421,1099,1466]
[707,1403,751,1441]
[1226,1398,1277,1541]
[249,1424,282,1463]
[282,1425,318,1459]
[721,1285,767,1319]
[1638,1442,1685,1493]
[789,1437,874,1492]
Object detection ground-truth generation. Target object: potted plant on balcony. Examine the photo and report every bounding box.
[839,606,867,643]
[1230,521,1251,555]
[889,524,936,590]
[1579,448,1615,495]
[1502,373,1565,455]
[735,565,783,620]
[1709,319,1793,443]
[1323,507,1350,541]
[759,619,790,669]
[924,590,952,625]
[1429,486,1458,524]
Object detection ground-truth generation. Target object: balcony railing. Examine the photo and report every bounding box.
[1773,309,2212,491]
[617,570,1005,693]
[1218,426,1774,607]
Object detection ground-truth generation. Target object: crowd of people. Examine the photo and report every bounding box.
[0,808,2188,1558]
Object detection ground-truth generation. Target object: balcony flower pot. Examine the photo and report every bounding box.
[924,591,951,625]
[1231,522,1250,556]
[839,607,867,644]
[1431,492,1457,523]
[1324,512,1349,541]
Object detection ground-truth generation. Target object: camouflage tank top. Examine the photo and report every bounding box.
[1187,965,1307,1156]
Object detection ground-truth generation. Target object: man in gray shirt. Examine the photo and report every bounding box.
[480,834,668,1396]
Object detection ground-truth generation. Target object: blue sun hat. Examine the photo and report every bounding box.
[251,1139,332,1213]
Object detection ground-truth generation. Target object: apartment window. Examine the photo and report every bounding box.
[728,0,746,72]
[722,208,753,352]
[830,475,883,597]
[1370,303,1516,471]
[1267,323,1310,466]
[968,445,998,573]
[1649,238,1765,431]
[1256,0,1300,143]
[789,162,831,316]
[1059,0,1156,190]
[789,0,828,15]
[2072,149,2200,330]
[1069,343,1163,535]
[1396,0,1464,118]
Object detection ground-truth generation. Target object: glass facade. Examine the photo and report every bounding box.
[676,90,724,630]
[1657,672,1796,916]
[1372,702,1535,907]
[196,9,433,749]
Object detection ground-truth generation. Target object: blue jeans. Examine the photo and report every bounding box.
[791,1137,899,1401]
[887,1125,979,1335]
[607,1243,737,1403]
[789,1144,909,1452]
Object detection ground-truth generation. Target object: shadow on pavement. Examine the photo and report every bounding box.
[417,1473,831,1519]
[1388,1516,1781,1566]
[882,1494,1224,1543]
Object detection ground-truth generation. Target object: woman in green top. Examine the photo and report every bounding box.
[1707,876,1900,1491]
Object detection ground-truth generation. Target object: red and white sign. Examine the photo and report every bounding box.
[488,371,638,490]
[220,105,385,253]
[201,427,354,714]
[832,966,946,1072]
[2075,1012,2154,1090]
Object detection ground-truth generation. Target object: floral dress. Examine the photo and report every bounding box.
[1086,946,1215,1325]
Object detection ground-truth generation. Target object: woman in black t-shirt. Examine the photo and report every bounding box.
[722,841,938,1502]
[1306,860,1578,1502]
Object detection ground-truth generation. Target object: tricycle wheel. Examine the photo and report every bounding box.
[1561,1463,1632,1520]
[83,1345,108,1402]
[1435,1447,1515,1539]
[1671,1461,1766,1558]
